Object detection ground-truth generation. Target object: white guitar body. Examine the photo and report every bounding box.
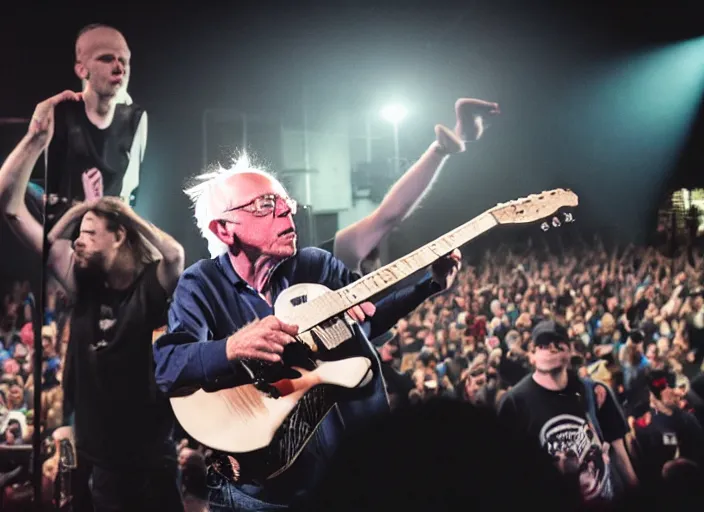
[170,283,374,456]
[169,188,579,480]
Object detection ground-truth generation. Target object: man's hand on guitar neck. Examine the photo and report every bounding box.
[346,302,376,324]
[431,249,462,292]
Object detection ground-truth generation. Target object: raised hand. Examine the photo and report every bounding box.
[28,90,82,149]
[226,316,299,363]
[82,168,104,201]
[455,98,500,142]
[431,249,462,291]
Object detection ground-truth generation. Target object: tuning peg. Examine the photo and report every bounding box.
[563,212,574,223]
[552,217,561,228]
[541,222,550,232]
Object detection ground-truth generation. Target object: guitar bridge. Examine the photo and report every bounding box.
[254,379,281,399]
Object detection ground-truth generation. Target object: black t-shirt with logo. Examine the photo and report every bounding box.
[63,262,175,469]
[497,373,628,502]
[634,408,704,484]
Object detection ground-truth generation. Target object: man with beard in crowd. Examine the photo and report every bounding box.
[0,90,184,511]
[497,320,639,504]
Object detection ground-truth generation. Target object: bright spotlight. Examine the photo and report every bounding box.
[380,104,407,125]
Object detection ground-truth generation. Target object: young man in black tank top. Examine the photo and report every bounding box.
[45,24,148,228]
[1,91,185,511]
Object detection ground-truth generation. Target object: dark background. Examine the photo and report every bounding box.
[1,1,703,286]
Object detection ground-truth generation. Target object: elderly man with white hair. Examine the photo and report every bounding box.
[153,155,462,511]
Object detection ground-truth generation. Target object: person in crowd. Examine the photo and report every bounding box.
[0,89,184,511]
[628,369,704,487]
[497,320,639,503]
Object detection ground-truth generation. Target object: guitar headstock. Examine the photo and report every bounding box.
[489,188,578,225]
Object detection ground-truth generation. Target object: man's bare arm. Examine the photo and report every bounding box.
[102,197,184,294]
[119,111,147,203]
[0,134,46,255]
[333,140,453,272]
[611,438,639,487]
[131,215,184,295]
[333,98,500,272]
[0,91,83,298]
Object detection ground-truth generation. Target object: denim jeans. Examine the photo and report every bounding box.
[206,403,347,511]
[207,472,289,512]
[207,372,390,510]
[207,326,390,511]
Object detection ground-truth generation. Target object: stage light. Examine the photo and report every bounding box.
[380,104,407,125]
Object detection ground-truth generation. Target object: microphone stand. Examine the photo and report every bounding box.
[30,148,50,511]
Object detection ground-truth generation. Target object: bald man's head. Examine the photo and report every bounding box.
[74,24,131,98]
[75,24,128,62]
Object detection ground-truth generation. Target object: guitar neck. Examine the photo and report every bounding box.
[295,212,498,332]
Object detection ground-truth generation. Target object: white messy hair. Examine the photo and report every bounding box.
[183,152,275,258]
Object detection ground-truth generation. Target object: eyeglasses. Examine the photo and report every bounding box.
[225,194,298,218]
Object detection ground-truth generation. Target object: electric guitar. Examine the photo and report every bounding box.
[170,188,579,482]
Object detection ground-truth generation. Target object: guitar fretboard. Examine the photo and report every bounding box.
[292,212,498,333]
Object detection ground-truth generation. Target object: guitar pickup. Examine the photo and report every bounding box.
[289,295,308,306]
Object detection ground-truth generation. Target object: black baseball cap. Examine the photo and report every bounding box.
[532,320,569,347]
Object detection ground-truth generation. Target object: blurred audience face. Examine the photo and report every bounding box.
[533,339,570,374]
[8,383,24,409]
[464,370,487,404]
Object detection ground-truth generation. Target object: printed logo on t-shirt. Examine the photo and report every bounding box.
[91,304,116,351]
[538,414,613,501]
[662,432,678,446]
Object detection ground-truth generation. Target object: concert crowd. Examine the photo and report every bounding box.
[0,276,206,510]
[2,226,703,510]
[382,236,704,414]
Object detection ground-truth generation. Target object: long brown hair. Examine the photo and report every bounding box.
[89,200,159,266]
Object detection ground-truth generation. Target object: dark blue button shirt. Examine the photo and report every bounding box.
[153,247,440,506]
[153,247,440,396]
